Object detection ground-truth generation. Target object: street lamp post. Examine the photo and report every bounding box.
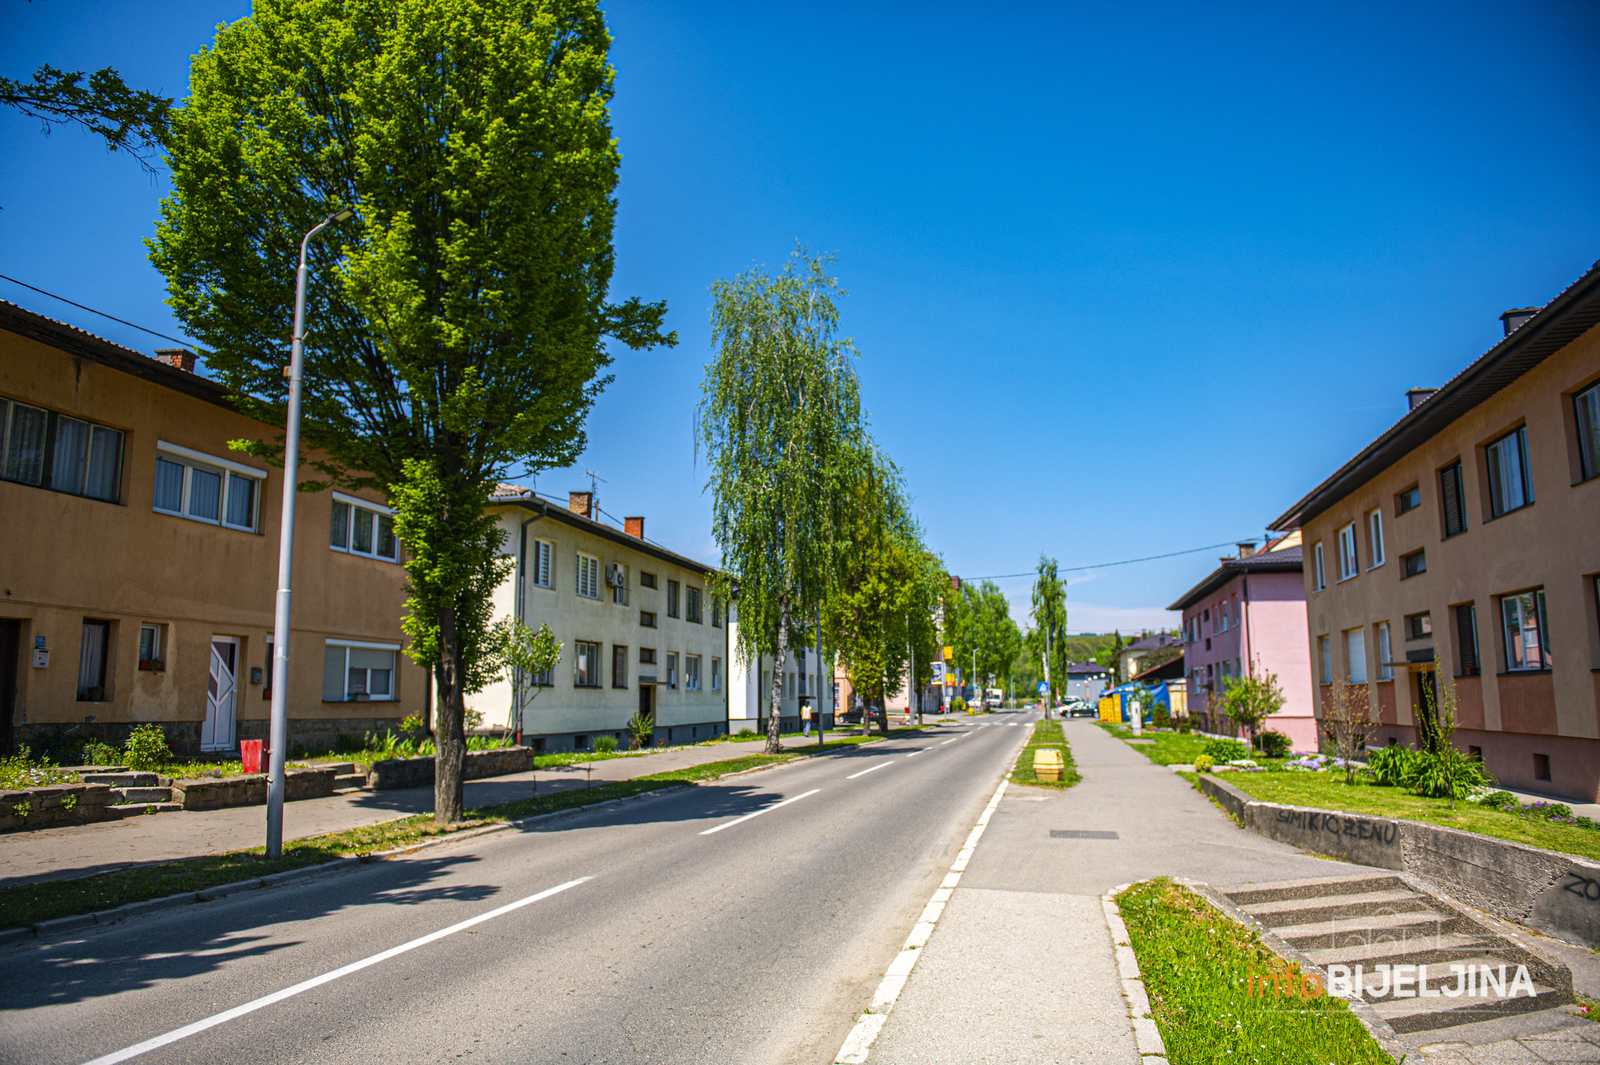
[266,208,353,860]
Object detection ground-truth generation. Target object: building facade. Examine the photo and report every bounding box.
[1270,263,1600,800]
[1168,534,1317,748]
[473,489,729,751]
[1064,661,1111,703]
[0,301,421,756]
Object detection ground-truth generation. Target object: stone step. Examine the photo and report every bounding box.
[106,802,183,818]
[320,762,359,775]
[1274,908,1464,947]
[60,764,129,775]
[111,787,173,804]
[1242,892,1439,928]
[81,772,159,787]
[1226,873,1407,907]
[1236,887,1425,916]
[1304,932,1510,968]
[333,772,367,790]
[1372,984,1568,1034]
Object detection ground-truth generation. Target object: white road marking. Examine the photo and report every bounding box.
[940,735,965,745]
[80,877,592,1065]
[699,788,820,835]
[847,761,894,780]
[904,749,929,757]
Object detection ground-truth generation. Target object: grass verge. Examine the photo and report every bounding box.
[0,751,798,931]
[1210,769,1600,862]
[1118,878,1391,1065]
[1097,723,1217,767]
[1011,719,1081,789]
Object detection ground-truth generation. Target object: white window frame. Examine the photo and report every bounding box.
[1486,425,1534,517]
[324,638,400,702]
[576,553,601,599]
[666,652,678,689]
[686,654,701,691]
[531,538,553,588]
[1337,522,1359,581]
[1376,622,1394,681]
[1318,635,1331,685]
[1367,508,1385,568]
[154,441,265,532]
[330,491,400,562]
[712,656,722,692]
[1312,542,1326,591]
[1345,628,1367,684]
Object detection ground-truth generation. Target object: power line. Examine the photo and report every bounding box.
[0,272,199,352]
[961,538,1263,581]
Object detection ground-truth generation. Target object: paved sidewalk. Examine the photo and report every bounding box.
[863,717,1366,1065]
[0,727,917,888]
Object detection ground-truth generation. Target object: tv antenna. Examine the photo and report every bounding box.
[583,467,607,517]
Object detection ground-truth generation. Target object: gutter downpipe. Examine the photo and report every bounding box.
[513,498,549,746]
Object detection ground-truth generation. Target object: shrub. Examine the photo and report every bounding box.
[1409,748,1495,800]
[1192,754,1215,773]
[0,749,74,790]
[1365,745,1419,787]
[334,732,366,754]
[1535,802,1574,819]
[951,696,967,713]
[627,713,654,750]
[593,735,619,754]
[82,740,122,766]
[1480,790,1518,809]
[123,724,172,772]
[1254,731,1290,758]
[1202,738,1247,762]
[399,713,425,734]
[1177,718,1193,734]
[736,728,755,737]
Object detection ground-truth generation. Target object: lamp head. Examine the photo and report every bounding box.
[331,208,355,222]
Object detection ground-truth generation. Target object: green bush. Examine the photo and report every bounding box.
[1541,802,1574,819]
[627,713,654,750]
[123,724,172,772]
[1365,745,1419,787]
[951,696,968,713]
[82,740,122,766]
[1408,748,1495,800]
[593,735,619,754]
[0,749,75,790]
[1480,790,1518,809]
[1193,753,1215,773]
[1203,738,1247,762]
[1254,731,1290,758]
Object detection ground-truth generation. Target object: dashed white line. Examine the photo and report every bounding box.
[847,761,893,780]
[940,735,965,745]
[80,877,593,1065]
[699,788,821,835]
[904,749,929,757]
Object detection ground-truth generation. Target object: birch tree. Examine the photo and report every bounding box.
[699,248,869,754]
[1031,556,1067,706]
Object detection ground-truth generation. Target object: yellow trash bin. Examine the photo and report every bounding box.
[1033,748,1064,782]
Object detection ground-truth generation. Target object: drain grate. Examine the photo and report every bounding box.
[1050,830,1118,840]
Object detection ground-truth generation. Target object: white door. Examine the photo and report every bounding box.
[203,638,239,751]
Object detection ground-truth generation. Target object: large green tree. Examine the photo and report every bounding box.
[699,248,870,753]
[2,64,171,174]
[943,580,1021,696]
[1030,556,1068,706]
[150,0,673,824]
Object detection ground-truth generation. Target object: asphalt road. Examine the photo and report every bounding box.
[0,714,1034,1065]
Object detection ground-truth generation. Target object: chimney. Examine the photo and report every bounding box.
[1500,306,1540,336]
[154,348,197,373]
[625,516,645,539]
[1237,542,1257,558]
[568,491,593,518]
[1406,387,1438,411]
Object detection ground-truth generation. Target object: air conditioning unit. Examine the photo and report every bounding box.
[606,564,625,587]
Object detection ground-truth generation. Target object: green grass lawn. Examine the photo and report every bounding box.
[0,750,798,931]
[1096,723,1218,767]
[1119,878,1392,1065]
[1011,719,1081,789]
[1212,768,1600,862]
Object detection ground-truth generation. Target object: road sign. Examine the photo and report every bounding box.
[942,646,953,662]
[1038,682,1049,695]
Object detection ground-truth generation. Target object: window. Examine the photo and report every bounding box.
[1402,549,1427,578]
[1367,509,1385,568]
[1534,753,1552,782]
[574,640,601,686]
[639,647,656,665]
[529,662,553,687]
[264,639,274,698]
[155,443,264,531]
[1345,629,1367,684]
[1312,542,1326,591]
[1318,636,1331,685]
[1501,589,1551,671]
[786,672,795,699]
[1406,612,1432,640]
[1440,461,1467,537]
[612,645,628,688]
[1486,426,1534,517]
[0,400,124,501]
[1396,485,1421,515]
[1454,604,1480,676]
[667,580,680,618]
[712,595,722,628]
[712,657,721,691]
[686,655,701,691]
[576,553,601,599]
[640,611,657,628]
[138,623,166,671]
[686,587,702,624]
[1576,382,1600,481]
[329,493,398,560]
[640,571,657,589]
[530,538,552,588]
[611,564,628,605]
[321,641,398,701]
[78,620,110,701]
[666,652,678,689]
[1376,622,1394,681]
[1337,522,1359,581]
[1220,602,1229,631]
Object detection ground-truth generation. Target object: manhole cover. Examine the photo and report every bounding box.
[1050,830,1118,839]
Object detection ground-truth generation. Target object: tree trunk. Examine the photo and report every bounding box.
[434,604,467,824]
[766,600,789,755]
[878,692,889,737]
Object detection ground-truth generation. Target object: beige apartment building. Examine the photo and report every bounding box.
[1270,261,1600,800]
[0,301,423,757]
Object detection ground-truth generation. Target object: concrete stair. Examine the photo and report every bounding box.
[79,772,177,810]
[106,802,183,817]
[1223,873,1573,1037]
[321,762,369,792]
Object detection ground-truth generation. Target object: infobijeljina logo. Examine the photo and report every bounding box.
[1250,964,1537,1000]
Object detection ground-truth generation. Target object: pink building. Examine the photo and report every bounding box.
[1168,533,1317,749]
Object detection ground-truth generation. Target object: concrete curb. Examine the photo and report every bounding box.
[1101,883,1169,1064]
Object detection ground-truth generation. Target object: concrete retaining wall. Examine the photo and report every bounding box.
[0,783,113,832]
[171,767,336,811]
[1198,773,1600,948]
[368,746,535,790]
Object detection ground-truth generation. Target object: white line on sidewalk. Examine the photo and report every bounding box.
[699,789,820,835]
[80,877,592,1065]
[847,761,893,780]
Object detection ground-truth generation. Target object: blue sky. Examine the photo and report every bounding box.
[4,0,1598,633]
